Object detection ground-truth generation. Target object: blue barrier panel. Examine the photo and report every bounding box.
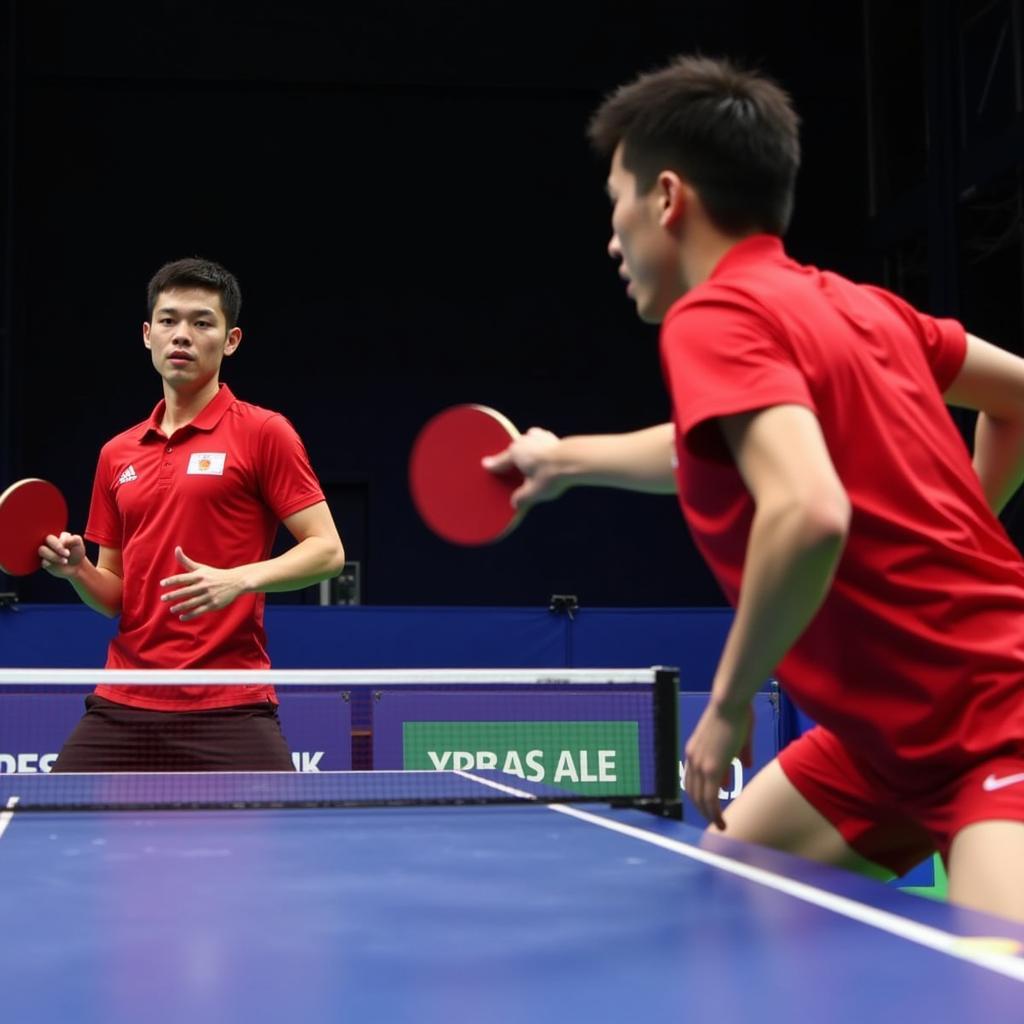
[0,693,90,772]
[0,605,571,669]
[1,605,742,677]
[276,692,353,771]
[265,606,569,668]
[571,607,734,690]
[0,606,116,666]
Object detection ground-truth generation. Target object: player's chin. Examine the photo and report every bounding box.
[633,290,668,325]
[635,305,664,326]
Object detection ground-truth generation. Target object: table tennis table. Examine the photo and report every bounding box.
[2,770,1023,1024]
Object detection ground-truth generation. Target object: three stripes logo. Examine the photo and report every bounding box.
[117,464,138,486]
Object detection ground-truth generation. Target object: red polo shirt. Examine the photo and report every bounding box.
[660,234,1024,784]
[84,384,325,711]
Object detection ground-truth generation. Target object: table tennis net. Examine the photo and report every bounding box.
[0,667,681,816]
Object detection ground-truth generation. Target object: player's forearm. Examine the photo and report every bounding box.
[67,561,123,618]
[973,412,1024,514]
[709,495,849,713]
[553,424,677,494]
[241,536,346,594]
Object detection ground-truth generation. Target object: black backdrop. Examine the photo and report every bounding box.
[3,1,992,606]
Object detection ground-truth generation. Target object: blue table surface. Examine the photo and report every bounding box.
[1,772,1023,1024]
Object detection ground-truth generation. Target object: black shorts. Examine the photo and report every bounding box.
[50,695,296,773]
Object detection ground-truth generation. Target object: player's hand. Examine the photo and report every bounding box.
[482,428,570,510]
[160,546,248,621]
[683,700,752,830]
[39,532,86,579]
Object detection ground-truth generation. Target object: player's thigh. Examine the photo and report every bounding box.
[712,759,891,878]
[947,820,1024,923]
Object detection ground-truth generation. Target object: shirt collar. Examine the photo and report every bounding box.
[138,383,236,441]
[707,233,788,280]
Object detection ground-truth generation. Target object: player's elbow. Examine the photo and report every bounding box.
[764,483,850,556]
[798,487,851,552]
[92,599,121,620]
[327,538,346,577]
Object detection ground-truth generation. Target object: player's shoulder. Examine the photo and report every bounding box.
[853,280,917,314]
[98,417,152,457]
[665,274,782,334]
[226,396,284,426]
[225,397,304,442]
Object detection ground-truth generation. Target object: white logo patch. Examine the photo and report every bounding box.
[187,452,227,476]
[118,464,138,486]
[982,772,1024,793]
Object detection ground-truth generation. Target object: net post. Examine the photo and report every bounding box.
[652,666,682,819]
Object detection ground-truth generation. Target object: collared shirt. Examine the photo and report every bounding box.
[660,234,1024,783]
[85,383,325,710]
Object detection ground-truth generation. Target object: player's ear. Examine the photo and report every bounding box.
[224,326,242,356]
[142,322,152,350]
[657,171,688,228]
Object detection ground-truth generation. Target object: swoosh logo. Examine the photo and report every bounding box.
[982,772,1024,792]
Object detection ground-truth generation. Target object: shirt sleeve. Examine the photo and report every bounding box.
[84,445,122,548]
[255,414,326,521]
[863,286,967,391]
[660,292,815,448]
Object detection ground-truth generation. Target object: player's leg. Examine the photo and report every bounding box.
[712,758,892,878]
[707,726,934,880]
[50,695,142,772]
[946,820,1024,923]
[940,756,1024,921]
[163,702,295,771]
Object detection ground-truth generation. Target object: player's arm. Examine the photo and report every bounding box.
[483,423,677,509]
[243,501,345,593]
[160,501,345,622]
[40,537,123,618]
[684,404,850,828]
[943,333,1024,513]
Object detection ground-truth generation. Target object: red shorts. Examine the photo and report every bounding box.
[778,726,1024,875]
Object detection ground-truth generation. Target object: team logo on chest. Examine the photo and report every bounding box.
[187,452,227,476]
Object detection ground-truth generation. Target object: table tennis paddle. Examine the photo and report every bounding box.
[0,478,69,576]
[409,405,524,546]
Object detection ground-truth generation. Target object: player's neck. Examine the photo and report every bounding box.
[680,227,760,292]
[159,377,221,436]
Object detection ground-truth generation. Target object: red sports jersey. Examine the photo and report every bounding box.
[85,384,325,711]
[661,235,1024,785]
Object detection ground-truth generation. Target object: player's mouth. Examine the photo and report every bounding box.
[168,351,194,365]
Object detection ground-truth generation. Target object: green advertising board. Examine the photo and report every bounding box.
[403,721,640,795]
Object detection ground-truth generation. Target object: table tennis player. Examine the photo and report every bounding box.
[38,257,345,771]
[484,55,1024,922]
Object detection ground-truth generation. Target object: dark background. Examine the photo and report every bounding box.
[3,0,1024,607]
